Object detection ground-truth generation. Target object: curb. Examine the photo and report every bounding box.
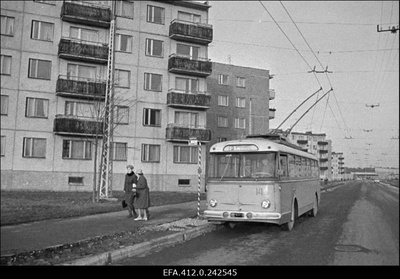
[62,222,218,265]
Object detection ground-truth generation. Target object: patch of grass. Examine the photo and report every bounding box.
[1,190,206,226]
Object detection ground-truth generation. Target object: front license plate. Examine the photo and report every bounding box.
[231,213,244,218]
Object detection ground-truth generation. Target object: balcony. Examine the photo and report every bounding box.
[269,89,275,100]
[297,139,308,144]
[58,38,108,64]
[269,108,276,119]
[320,158,328,162]
[167,89,211,110]
[320,166,328,170]
[318,141,328,145]
[54,115,103,137]
[61,1,111,28]
[168,54,212,77]
[56,75,106,100]
[319,149,328,154]
[166,124,211,142]
[169,19,213,45]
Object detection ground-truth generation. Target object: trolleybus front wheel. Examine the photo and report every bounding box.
[282,199,298,231]
[308,194,318,217]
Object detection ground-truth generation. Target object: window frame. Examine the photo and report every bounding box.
[115,0,134,19]
[236,97,246,108]
[218,95,229,106]
[25,97,49,118]
[0,55,12,75]
[234,117,246,129]
[62,139,92,160]
[115,33,132,53]
[111,142,127,161]
[114,69,130,88]
[145,38,164,58]
[28,58,52,80]
[146,5,165,25]
[143,108,161,127]
[144,72,162,92]
[23,137,47,158]
[173,145,198,164]
[115,105,129,124]
[217,116,228,128]
[0,135,5,156]
[31,20,54,42]
[218,74,229,85]
[141,144,161,163]
[236,76,246,88]
[1,15,15,36]
[1,95,9,115]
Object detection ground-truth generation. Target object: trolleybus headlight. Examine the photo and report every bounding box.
[209,199,218,207]
[261,200,271,209]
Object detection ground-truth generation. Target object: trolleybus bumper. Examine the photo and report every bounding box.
[204,210,282,224]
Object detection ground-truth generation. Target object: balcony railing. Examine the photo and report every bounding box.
[168,54,212,77]
[169,19,213,45]
[58,38,108,64]
[54,115,103,137]
[61,1,111,28]
[269,108,276,119]
[166,124,211,142]
[167,89,211,110]
[56,75,106,100]
[269,89,275,100]
[318,141,328,145]
[320,166,328,170]
[319,149,328,154]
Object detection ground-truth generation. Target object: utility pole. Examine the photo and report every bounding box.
[377,24,399,33]
[99,3,115,199]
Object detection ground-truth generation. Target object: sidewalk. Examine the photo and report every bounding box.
[1,200,207,257]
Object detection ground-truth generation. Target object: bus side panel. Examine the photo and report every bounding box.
[279,181,294,224]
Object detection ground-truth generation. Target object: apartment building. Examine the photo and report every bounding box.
[286,131,333,180]
[204,62,274,175]
[1,0,213,192]
[331,152,345,181]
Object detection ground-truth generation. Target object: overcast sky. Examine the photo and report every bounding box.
[207,1,399,169]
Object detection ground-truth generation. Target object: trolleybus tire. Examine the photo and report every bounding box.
[282,199,297,231]
[309,193,318,217]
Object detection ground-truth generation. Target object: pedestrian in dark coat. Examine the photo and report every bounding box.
[124,165,138,218]
[134,169,150,221]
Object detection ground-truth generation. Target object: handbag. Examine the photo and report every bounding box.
[122,200,127,208]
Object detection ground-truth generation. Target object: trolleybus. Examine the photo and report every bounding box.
[204,134,320,231]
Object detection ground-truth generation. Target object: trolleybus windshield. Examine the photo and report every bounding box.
[210,152,277,180]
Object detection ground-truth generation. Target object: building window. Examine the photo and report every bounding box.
[115,106,129,124]
[175,111,198,128]
[143,108,161,127]
[217,116,228,127]
[236,77,246,88]
[62,140,91,159]
[142,144,160,162]
[147,5,164,24]
[23,137,46,158]
[0,136,5,156]
[26,98,48,118]
[236,97,246,108]
[235,118,246,129]
[70,26,99,43]
[111,142,127,161]
[28,59,51,80]
[218,95,229,106]
[175,77,198,93]
[31,20,54,41]
[114,69,130,88]
[177,11,201,23]
[1,95,9,115]
[177,43,199,60]
[116,0,134,19]
[173,146,198,164]
[1,16,15,36]
[67,63,97,81]
[217,137,227,142]
[145,38,163,57]
[218,74,229,85]
[144,73,162,92]
[0,55,12,75]
[65,101,98,118]
[68,176,84,185]
[115,34,132,52]
[178,179,191,187]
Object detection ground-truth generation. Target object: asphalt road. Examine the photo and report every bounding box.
[114,180,399,266]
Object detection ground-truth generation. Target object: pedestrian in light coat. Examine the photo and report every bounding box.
[134,169,150,221]
[124,165,138,218]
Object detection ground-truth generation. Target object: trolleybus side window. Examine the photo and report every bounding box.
[279,154,288,178]
[288,154,296,178]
